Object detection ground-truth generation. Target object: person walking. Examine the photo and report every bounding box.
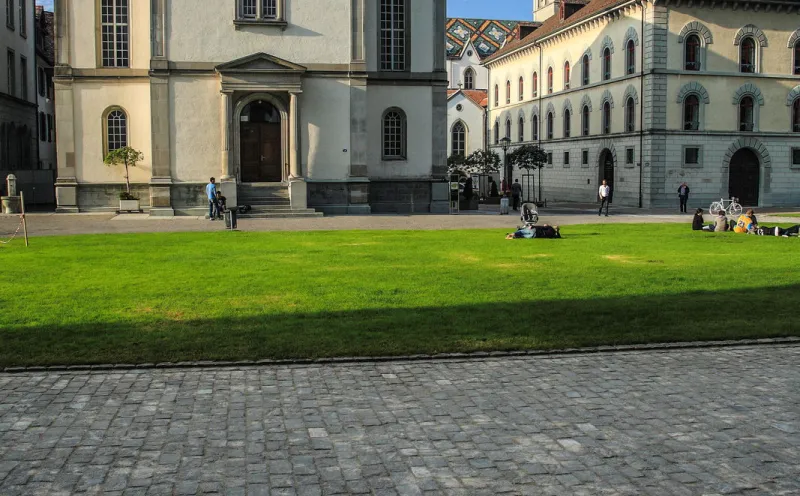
[511,179,522,211]
[598,179,611,217]
[206,177,218,221]
[678,182,690,213]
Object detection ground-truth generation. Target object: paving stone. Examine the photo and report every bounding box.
[1,346,799,495]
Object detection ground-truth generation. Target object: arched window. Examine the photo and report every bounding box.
[505,118,511,139]
[519,77,524,101]
[382,108,407,159]
[792,99,800,132]
[626,40,635,75]
[739,96,754,131]
[101,0,130,67]
[582,55,589,86]
[518,117,525,142]
[563,109,571,138]
[581,105,590,136]
[546,112,553,140]
[547,67,553,94]
[494,121,499,144]
[602,102,611,134]
[532,115,539,141]
[463,68,475,89]
[532,72,538,97]
[106,108,128,153]
[506,80,511,104]
[740,37,756,73]
[625,97,635,132]
[794,41,800,75]
[684,95,700,130]
[494,85,499,106]
[451,121,466,157]
[602,48,611,81]
[685,34,701,71]
[564,62,570,90]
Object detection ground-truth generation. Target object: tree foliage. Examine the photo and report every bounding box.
[508,145,547,171]
[447,153,467,175]
[104,146,144,197]
[464,149,501,174]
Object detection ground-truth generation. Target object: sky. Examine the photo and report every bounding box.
[447,0,532,20]
[34,0,532,20]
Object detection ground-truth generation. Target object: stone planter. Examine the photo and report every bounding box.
[1,196,21,214]
[119,199,141,213]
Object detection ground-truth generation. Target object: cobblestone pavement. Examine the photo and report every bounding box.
[1,346,798,495]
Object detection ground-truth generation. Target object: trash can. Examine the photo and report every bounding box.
[499,197,510,215]
[224,209,238,229]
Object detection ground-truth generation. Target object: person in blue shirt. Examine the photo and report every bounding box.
[206,177,219,220]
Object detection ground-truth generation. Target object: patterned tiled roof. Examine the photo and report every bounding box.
[446,18,536,60]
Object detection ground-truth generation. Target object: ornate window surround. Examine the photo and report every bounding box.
[382,107,407,160]
[234,0,287,28]
[732,83,764,132]
[102,106,129,156]
[676,82,709,131]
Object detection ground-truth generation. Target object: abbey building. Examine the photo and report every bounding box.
[486,0,800,207]
[53,0,448,215]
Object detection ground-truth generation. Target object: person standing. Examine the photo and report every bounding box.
[511,179,522,211]
[678,182,690,213]
[489,178,499,198]
[206,177,218,221]
[598,180,611,217]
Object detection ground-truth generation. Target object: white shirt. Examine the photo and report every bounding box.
[599,185,610,198]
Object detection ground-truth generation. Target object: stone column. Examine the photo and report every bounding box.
[149,73,174,216]
[54,77,78,213]
[220,91,233,180]
[289,92,300,179]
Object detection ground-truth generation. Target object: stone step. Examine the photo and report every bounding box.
[238,211,324,219]
[238,197,291,204]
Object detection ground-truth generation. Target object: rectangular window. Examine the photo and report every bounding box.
[626,147,635,167]
[237,0,282,21]
[241,0,256,17]
[47,114,54,142]
[582,149,589,167]
[683,146,701,167]
[547,152,553,166]
[19,56,26,100]
[6,0,13,29]
[37,67,45,97]
[792,148,800,168]
[380,0,406,71]
[563,151,570,167]
[18,0,24,36]
[7,50,15,96]
[262,0,277,18]
[101,0,129,67]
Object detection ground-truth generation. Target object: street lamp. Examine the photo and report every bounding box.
[500,136,511,190]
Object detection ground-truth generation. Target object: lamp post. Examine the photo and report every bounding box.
[500,136,511,191]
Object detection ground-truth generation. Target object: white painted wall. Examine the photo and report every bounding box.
[447,42,488,90]
[367,86,433,179]
[301,78,352,180]
[168,77,222,182]
[447,94,485,157]
[71,81,152,183]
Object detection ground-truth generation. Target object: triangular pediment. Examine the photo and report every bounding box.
[216,53,306,73]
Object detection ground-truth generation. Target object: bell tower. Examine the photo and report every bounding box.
[533,0,561,22]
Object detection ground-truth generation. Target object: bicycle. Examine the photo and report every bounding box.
[709,197,743,217]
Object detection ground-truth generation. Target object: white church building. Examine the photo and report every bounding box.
[53,0,449,215]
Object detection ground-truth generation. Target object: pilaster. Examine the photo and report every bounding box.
[349,78,368,178]
[54,77,78,213]
[149,72,174,216]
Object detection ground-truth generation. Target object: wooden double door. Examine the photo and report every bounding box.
[241,122,282,183]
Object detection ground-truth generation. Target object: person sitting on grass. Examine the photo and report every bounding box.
[506,224,561,239]
[711,210,729,232]
[692,208,706,231]
[734,209,757,233]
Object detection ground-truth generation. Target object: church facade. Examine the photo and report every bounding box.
[486,0,800,208]
[53,0,448,215]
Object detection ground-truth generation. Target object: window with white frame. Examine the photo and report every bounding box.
[101,0,129,68]
[380,0,406,71]
[106,108,128,153]
[463,68,474,89]
[238,0,281,20]
[382,108,406,159]
[451,121,465,157]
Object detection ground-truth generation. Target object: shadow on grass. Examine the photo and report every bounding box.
[3,284,799,367]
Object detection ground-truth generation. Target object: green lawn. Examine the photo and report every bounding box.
[1,224,798,367]
[769,213,800,219]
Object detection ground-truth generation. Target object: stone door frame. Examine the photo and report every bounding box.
[233,93,290,184]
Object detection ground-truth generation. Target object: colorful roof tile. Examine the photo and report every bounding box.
[446,18,537,60]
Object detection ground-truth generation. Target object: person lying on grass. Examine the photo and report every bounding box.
[506,225,561,239]
[750,225,800,237]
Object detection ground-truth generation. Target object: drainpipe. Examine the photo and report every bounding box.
[537,42,543,202]
[638,0,646,209]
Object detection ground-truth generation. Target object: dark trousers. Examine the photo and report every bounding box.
[679,195,688,213]
[760,225,800,236]
[599,197,610,216]
[512,195,520,210]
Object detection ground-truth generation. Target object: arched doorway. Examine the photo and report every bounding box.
[728,148,760,205]
[240,100,282,182]
[599,148,614,202]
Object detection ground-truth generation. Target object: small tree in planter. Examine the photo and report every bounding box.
[464,149,501,200]
[508,144,547,203]
[104,146,144,211]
